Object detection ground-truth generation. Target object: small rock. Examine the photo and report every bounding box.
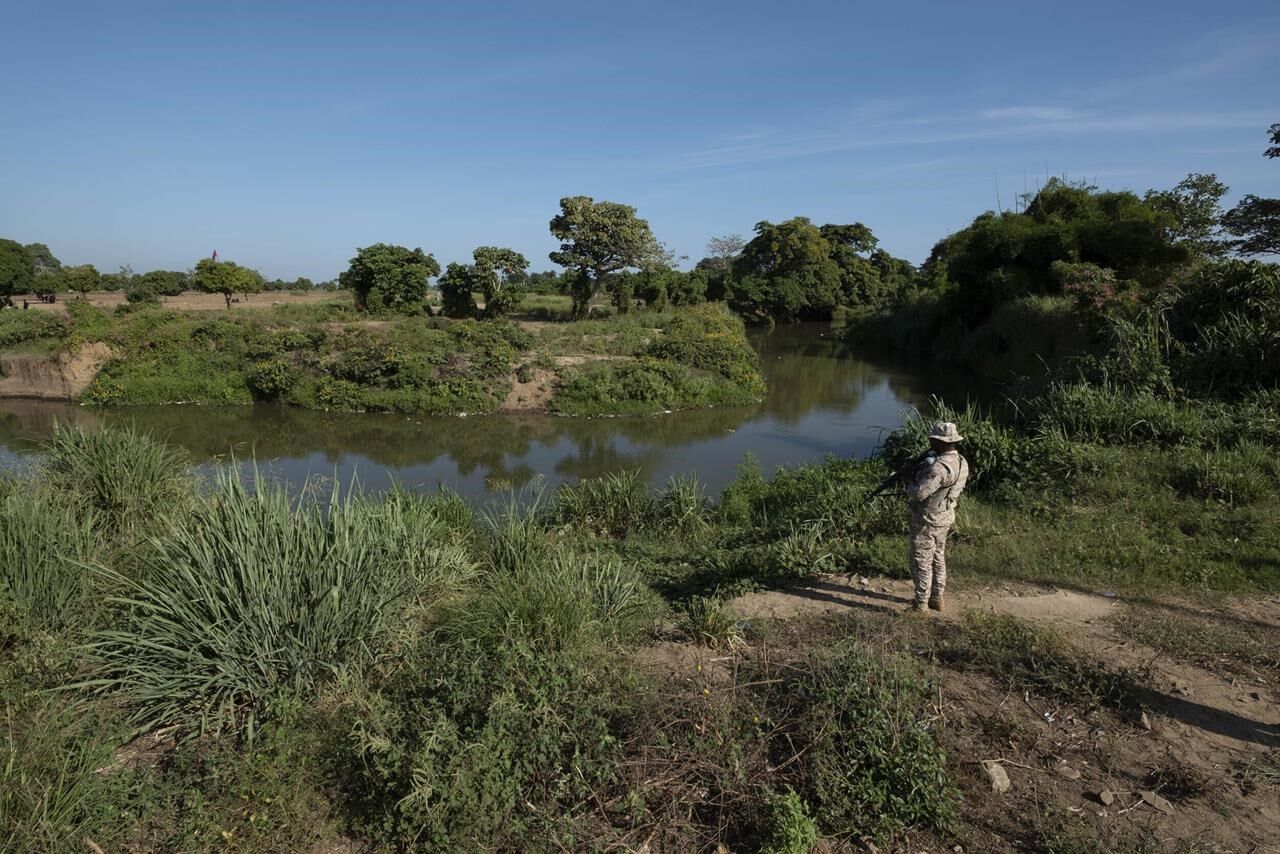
[1056,763,1082,781]
[982,760,1012,793]
[953,847,965,854]
[1139,711,1153,731]
[1140,790,1175,815]
[1098,790,1115,806]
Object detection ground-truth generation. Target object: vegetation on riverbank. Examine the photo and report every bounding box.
[3,378,1278,850]
[0,299,764,416]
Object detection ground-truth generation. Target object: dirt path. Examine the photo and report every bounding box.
[716,574,1280,851]
[730,574,1279,744]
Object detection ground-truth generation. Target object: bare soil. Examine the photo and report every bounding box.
[632,575,1280,852]
[0,341,113,399]
[14,290,345,313]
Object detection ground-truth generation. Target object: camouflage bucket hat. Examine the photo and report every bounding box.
[927,421,964,443]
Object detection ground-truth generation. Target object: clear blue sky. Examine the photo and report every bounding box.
[3,1,1277,280]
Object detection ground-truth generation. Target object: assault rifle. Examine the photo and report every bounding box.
[864,450,936,502]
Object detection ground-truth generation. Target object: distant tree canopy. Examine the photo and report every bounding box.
[549,196,660,318]
[0,239,35,299]
[62,264,101,298]
[340,244,440,314]
[126,270,186,303]
[923,179,1187,322]
[727,218,912,322]
[24,243,61,276]
[1221,124,1280,258]
[191,258,264,309]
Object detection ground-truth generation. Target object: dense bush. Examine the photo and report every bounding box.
[801,642,955,843]
[336,524,656,849]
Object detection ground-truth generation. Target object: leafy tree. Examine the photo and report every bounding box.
[1221,124,1280,257]
[473,246,529,318]
[0,238,35,301]
[699,234,746,301]
[437,262,479,318]
[134,270,187,297]
[926,179,1186,321]
[339,244,440,313]
[549,196,660,318]
[24,243,61,275]
[1144,173,1228,258]
[730,218,842,322]
[1221,196,1280,257]
[190,258,263,309]
[100,265,134,292]
[62,264,101,299]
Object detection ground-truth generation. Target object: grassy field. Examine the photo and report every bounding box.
[2,396,1277,851]
[0,298,764,417]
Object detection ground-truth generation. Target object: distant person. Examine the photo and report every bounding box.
[903,422,969,613]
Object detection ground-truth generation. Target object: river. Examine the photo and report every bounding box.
[0,324,981,498]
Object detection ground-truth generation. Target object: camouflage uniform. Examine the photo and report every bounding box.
[906,448,969,606]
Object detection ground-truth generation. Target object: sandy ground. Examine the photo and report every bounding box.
[12,290,347,312]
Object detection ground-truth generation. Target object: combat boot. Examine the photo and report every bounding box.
[904,600,928,614]
[928,593,945,612]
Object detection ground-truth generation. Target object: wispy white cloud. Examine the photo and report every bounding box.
[672,108,1270,171]
[981,106,1091,122]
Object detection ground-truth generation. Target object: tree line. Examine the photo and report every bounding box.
[3,122,1275,320]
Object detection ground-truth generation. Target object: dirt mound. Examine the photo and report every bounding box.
[0,342,112,400]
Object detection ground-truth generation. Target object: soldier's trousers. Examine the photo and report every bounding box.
[909,523,950,603]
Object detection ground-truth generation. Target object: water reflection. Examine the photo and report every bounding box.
[0,325,981,497]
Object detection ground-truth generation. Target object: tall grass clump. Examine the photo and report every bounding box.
[40,423,194,537]
[656,473,711,537]
[84,470,474,737]
[0,489,99,630]
[1171,442,1280,505]
[801,642,955,843]
[553,469,656,538]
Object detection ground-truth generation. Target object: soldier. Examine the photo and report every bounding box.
[904,422,969,613]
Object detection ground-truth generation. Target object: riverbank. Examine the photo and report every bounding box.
[3,410,1277,851]
[0,298,765,417]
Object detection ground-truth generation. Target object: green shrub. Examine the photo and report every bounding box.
[802,642,955,843]
[247,356,300,400]
[84,472,475,737]
[887,398,1108,496]
[0,310,68,349]
[336,528,652,850]
[760,789,819,854]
